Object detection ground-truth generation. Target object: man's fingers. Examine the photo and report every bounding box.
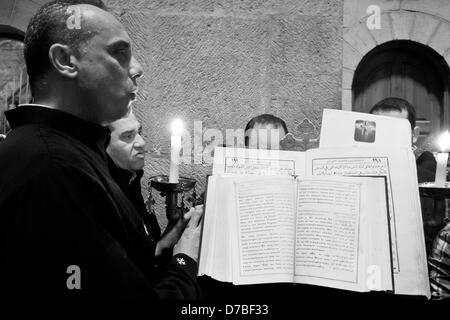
[187,204,203,227]
[183,207,194,221]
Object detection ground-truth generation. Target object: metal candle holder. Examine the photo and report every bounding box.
[148,175,198,223]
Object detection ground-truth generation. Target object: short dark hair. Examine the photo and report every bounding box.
[244,114,288,147]
[369,97,416,128]
[24,0,107,94]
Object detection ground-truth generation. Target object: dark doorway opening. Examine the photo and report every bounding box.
[352,40,450,151]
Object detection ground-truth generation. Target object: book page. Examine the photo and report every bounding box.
[319,109,412,149]
[198,176,216,277]
[308,154,399,273]
[231,176,296,285]
[294,177,364,291]
[213,146,306,176]
[362,177,394,292]
[198,175,235,282]
[305,147,430,297]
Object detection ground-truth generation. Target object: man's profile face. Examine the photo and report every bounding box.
[247,123,287,150]
[75,5,143,124]
[107,112,146,173]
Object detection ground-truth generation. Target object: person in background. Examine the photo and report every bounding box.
[428,218,450,299]
[244,114,288,150]
[369,97,436,183]
[369,98,450,299]
[106,109,161,242]
[106,109,190,261]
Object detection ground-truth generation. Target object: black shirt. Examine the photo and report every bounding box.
[0,105,201,300]
[416,150,437,183]
[107,159,161,242]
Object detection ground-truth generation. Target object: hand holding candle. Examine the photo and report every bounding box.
[169,119,183,183]
[435,131,450,188]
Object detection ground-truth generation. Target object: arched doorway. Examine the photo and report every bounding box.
[352,40,450,151]
[352,40,450,252]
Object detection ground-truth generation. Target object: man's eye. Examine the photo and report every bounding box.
[121,133,134,141]
[114,49,130,62]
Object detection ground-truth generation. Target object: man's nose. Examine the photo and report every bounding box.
[129,56,144,81]
[134,134,146,149]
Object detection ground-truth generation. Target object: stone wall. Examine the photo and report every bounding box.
[0,0,344,227]
[108,0,343,226]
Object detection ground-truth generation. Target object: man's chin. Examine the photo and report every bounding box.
[105,104,131,124]
[132,165,145,173]
[133,158,145,170]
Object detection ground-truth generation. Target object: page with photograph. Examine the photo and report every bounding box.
[319,109,412,149]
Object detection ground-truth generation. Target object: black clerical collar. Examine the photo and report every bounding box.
[6,105,111,160]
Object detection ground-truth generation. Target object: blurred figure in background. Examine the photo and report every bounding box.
[106,109,191,261]
[244,114,288,150]
[369,97,436,183]
[106,109,161,242]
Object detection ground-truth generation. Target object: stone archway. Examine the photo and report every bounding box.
[0,0,44,132]
[351,40,450,149]
[0,0,48,34]
[0,25,24,40]
[342,7,450,114]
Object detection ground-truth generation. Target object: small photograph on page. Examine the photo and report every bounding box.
[354,120,376,143]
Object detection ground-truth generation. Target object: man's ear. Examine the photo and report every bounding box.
[412,125,420,144]
[48,44,78,79]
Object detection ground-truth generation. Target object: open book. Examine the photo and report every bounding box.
[199,146,430,297]
[201,173,393,292]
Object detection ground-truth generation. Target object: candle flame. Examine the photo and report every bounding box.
[437,130,450,152]
[171,118,183,135]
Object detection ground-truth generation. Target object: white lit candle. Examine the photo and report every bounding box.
[19,70,22,105]
[435,131,450,187]
[169,119,183,183]
[11,82,15,108]
[25,74,29,103]
[3,92,7,134]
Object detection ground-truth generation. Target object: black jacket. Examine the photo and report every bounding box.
[416,150,437,183]
[0,105,201,300]
[107,159,161,242]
